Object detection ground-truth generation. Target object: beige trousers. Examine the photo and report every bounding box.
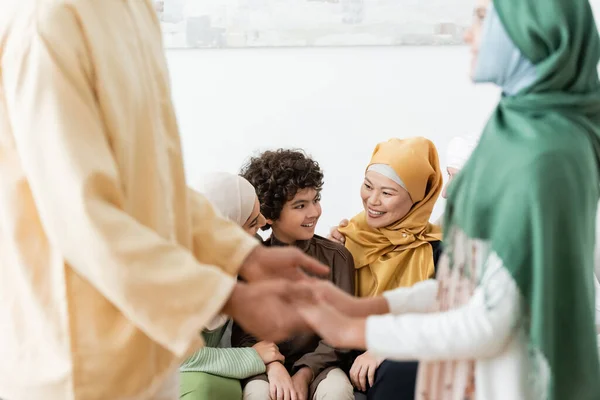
[243,368,353,400]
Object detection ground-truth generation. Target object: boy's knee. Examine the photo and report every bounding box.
[313,368,354,400]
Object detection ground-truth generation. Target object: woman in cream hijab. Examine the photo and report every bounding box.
[195,172,266,236]
[331,137,443,399]
[180,172,278,400]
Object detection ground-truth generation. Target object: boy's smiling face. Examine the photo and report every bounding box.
[269,188,322,244]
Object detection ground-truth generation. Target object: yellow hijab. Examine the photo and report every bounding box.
[340,137,443,297]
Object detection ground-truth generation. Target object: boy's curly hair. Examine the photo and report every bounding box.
[240,149,324,230]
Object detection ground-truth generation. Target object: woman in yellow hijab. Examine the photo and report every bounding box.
[340,137,443,297]
[331,137,443,400]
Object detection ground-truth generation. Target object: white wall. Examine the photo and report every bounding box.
[166,46,500,236]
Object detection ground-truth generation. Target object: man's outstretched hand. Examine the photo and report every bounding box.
[222,280,315,343]
[238,245,329,282]
[294,285,367,350]
[304,279,389,318]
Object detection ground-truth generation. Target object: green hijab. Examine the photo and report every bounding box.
[446,0,600,398]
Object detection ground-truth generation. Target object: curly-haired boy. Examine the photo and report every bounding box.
[233,149,355,400]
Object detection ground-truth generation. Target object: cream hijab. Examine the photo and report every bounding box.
[194,172,257,227]
[435,136,479,226]
[193,172,258,330]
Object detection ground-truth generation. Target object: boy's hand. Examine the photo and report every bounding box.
[267,362,298,400]
[291,368,312,400]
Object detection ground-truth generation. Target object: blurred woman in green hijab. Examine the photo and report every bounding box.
[294,0,600,398]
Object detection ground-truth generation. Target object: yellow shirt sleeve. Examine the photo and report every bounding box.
[2,5,254,357]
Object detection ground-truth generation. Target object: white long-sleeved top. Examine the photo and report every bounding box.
[367,252,600,399]
[366,252,541,399]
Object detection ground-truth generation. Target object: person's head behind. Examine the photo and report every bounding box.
[442,136,478,199]
[464,0,538,95]
[194,172,266,235]
[241,149,324,244]
[464,0,491,79]
[464,0,599,97]
[361,137,442,230]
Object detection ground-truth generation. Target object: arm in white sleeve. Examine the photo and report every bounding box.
[366,252,521,361]
[382,279,439,315]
